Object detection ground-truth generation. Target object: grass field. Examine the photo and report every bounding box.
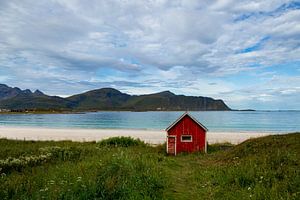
[0,133,299,199]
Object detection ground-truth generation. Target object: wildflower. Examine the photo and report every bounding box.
[1,171,6,177]
[250,194,252,198]
[248,187,251,190]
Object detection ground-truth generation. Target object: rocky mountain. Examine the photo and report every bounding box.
[0,84,231,111]
[0,84,74,110]
[0,84,26,100]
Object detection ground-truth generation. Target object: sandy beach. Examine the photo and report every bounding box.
[0,126,276,144]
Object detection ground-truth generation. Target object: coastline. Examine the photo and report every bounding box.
[0,126,276,144]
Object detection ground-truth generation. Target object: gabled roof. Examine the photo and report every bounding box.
[165,112,208,132]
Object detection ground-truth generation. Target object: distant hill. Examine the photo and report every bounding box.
[67,88,131,110]
[0,84,74,110]
[0,84,231,111]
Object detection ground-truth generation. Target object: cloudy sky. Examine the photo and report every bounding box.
[0,0,299,110]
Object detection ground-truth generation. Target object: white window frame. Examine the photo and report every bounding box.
[181,135,192,142]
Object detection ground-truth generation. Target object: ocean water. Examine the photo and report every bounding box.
[0,111,299,132]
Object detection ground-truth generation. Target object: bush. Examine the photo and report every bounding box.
[0,154,52,173]
[97,137,146,147]
[0,146,82,173]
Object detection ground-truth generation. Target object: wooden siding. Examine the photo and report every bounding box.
[167,115,206,154]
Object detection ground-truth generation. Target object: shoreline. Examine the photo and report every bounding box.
[0,126,279,144]
[0,125,287,132]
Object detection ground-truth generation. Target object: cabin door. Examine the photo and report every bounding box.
[167,136,176,155]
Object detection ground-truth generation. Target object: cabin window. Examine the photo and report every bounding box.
[181,135,192,142]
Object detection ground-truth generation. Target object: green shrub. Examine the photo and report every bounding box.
[0,146,82,173]
[97,137,146,147]
[0,154,52,173]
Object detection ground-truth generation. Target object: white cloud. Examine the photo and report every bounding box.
[0,0,299,109]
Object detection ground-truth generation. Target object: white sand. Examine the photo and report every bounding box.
[0,126,277,144]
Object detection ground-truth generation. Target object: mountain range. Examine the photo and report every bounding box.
[0,84,231,111]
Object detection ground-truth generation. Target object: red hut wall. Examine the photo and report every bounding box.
[167,115,206,154]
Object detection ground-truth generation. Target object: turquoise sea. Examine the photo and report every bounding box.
[0,111,299,132]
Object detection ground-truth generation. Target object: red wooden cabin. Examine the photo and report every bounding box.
[166,112,208,155]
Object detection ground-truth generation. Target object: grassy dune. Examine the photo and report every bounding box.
[0,133,299,199]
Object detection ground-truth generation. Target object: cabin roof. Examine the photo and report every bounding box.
[165,112,208,132]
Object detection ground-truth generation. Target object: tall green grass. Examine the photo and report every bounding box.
[95,149,166,199]
[0,133,299,199]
